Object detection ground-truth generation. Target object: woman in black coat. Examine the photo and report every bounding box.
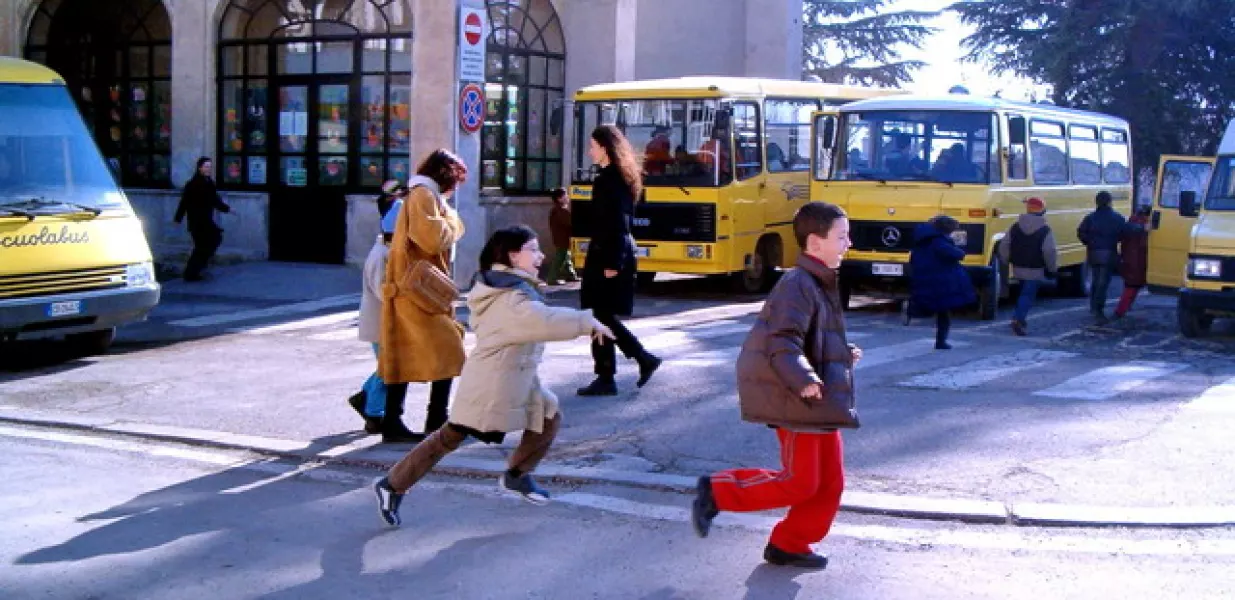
[173,157,231,281]
[577,125,661,396]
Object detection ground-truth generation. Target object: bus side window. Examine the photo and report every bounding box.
[1007,115,1028,180]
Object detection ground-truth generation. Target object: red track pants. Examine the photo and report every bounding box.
[710,429,844,554]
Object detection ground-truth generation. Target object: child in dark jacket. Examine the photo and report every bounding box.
[908,215,976,349]
[691,202,863,570]
[545,188,578,284]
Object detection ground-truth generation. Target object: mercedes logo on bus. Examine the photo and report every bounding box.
[881,226,902,247]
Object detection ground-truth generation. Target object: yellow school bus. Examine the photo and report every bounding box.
[1146,125,1235,337]
[569,77,901,292]
[809,94,1134,318]
[0,57,159,354]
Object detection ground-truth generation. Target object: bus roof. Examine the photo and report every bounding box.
[574,76,903,101]
[1219,121,1235,155]
[838,94,1131,128]
[0,57,63,85]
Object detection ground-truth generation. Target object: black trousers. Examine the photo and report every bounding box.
[385,378,452,433]
[185,227,223,278]
[935,311,951,346]
[590,311,646,377]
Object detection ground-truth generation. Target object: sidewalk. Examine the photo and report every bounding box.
[3,406,1233,529]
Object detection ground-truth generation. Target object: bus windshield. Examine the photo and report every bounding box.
[1205,156,1235,211]
[0,84,128,213]
[835,110,998,184]
[574,99,732,188]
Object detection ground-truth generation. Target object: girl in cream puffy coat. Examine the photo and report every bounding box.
[372,225,613,526]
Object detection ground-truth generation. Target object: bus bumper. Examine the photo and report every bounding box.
[0,283,161,341]
[839,260,994,287]
[1179,287,1235,314]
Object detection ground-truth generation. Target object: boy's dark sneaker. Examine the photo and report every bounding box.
[500,472,550,505]
[636,353,662,388]
[763,543,828,570]
[577,377,618,396]
[692,475,719,538]
[373,477,404,527]
[935,342,952,350]
[347,391,382,434]
[1011,320,1027,337]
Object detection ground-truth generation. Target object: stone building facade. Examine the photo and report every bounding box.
[0,0,803,285]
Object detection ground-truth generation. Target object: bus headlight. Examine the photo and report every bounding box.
[950,230,968,246]
[686,245,705,259]
[126,262,155,287]
[1188,257,1222,279]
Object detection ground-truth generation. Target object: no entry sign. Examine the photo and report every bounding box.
[458,7,486,82]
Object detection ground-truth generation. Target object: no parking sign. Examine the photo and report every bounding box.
[459,83,485,134]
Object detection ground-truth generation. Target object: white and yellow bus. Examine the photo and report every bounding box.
[0,57,159,355]
[570,77,901,292]
[810,94,1134,318]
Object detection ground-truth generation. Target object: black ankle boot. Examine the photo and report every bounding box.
[763,544,828,570]
[347,391,382,434]
[381,383,423,443]
[577,376,618,396]
[636,353,662,388]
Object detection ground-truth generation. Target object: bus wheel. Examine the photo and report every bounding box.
[1060,262,1091,298]
[977,259,1002,321]
[67,327,116,356]
[636,272,656,290]
[1178,305,1214,338]
[734,238,777,294]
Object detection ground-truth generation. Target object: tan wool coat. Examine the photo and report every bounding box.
[378,178,467,383]
[449,266,595,434]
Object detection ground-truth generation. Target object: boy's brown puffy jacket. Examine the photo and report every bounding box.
[735,254,858,431]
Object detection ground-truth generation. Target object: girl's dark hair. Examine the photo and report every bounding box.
[549,187,567,201]
[416,149,468,193]
[930,215,960,235]
[195,156,211,172]
[479,225,538,272]
[591,125,643,199]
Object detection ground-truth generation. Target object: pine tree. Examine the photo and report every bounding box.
[802,0,937,87]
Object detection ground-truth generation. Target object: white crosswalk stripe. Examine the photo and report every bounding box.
[899,349,1078,391]
[1184,376,1235,413]
[854,338,970,371]
[234,310,358,335]
[1032,361,1189,401]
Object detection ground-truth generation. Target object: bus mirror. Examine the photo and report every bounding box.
[1179,191,1201,218]
[1008,117,1027,145]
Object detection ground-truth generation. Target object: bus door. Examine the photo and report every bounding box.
[1147,156,1214,290]
[762,99,821,264]
[727,101,772,290]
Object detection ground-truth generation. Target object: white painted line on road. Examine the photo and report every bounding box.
[307,327,364,342]
[658,332,873,368]
[235,310,359,335]
[1033,361,1189,401]
[552,321,753,357]
[169,294,361,328]
[855,338,969,371]
[899,350,1078,391]
[1184,376,1235,414]
[556,492,1235,557]
[0,424,243,466]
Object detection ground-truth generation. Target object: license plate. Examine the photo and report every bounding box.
[47,300,82,317]
[872,263,904,276]
[635,247,650,258]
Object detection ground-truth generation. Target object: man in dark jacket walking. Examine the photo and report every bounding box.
[174,157,231,282]
[690,202,862,570]
[1077,191,1138,324]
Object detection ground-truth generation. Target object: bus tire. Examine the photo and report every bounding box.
[733,237,778,294]
[1178,304,1213,338]
[636,272,656,290]
[67,327,116,356]
[1060,262,1091,298]
[977,258,1002,321]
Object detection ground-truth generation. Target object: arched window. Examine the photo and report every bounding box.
[25,0,173,188]
[217,0,412,190]
[482,0,565,194]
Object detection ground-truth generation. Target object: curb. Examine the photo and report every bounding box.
[3,411,1234,529]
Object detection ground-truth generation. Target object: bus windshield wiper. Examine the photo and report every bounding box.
[901,173,954,187]
[678,185,691,196]
[851,172,888,184]
[0,206,36,221]
[7,197,102,217]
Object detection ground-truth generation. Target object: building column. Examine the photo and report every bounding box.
[0,0,32,57]
[744,0,803,80]
[169,0,216,186]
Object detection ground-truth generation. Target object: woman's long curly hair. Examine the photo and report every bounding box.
[591,125,643,200]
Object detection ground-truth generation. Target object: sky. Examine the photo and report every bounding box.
[886,0,1048,101]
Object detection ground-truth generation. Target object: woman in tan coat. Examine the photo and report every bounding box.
[373,225,614,526]
[377,149,469,443]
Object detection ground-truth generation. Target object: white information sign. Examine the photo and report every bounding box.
[458,6,487,82]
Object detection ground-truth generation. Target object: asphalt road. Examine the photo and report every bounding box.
[4,430,1235,600]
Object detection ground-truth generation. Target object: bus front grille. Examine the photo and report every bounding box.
[0,266,127,300]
